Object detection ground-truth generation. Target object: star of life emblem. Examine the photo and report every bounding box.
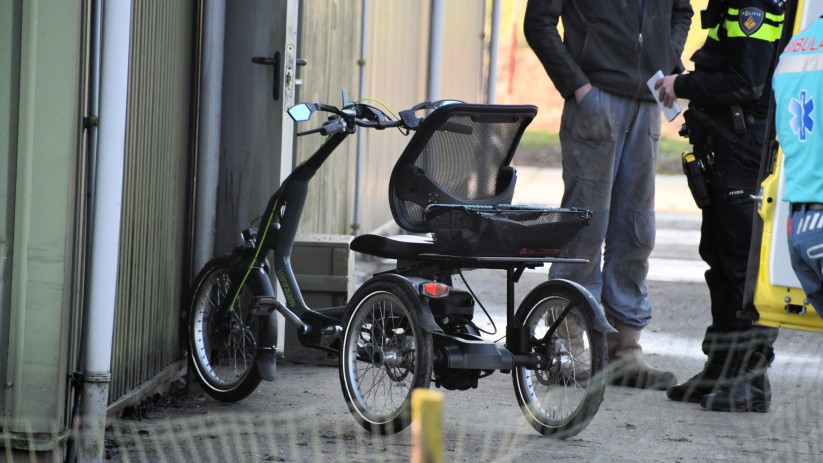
[789,90,814,141]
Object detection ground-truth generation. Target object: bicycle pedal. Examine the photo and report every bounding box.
[250,296,282,315]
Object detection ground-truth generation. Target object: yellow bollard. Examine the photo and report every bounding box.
[411,388,444,463]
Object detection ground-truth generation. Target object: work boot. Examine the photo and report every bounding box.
[606,315,677,390]
[701,351,771,413]
[666,357,732,403]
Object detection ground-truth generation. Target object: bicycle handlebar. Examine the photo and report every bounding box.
[291,94,463,137]
[319,118,347,136]
[296,109,405,137]
[354,119,403,129]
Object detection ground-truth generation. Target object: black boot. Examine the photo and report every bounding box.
[701,351,771,413]
[666,357,732,403]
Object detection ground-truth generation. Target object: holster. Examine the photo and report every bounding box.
[679,105,753,209]
[682,152,712,209]
[680,109,716,209]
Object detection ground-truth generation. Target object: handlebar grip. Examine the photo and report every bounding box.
[319,118,346,136]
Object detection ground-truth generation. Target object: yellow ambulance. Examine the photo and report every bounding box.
[743,0,823,332]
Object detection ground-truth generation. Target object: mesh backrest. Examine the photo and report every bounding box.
[389,104,537,233]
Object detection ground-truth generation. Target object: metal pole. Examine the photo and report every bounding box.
[487,0,501,104]
[506,0,519,104]
[79,0,131,461]
[352,0,368,236]
[428,0,445,104]
[66,0,103,460]
[193,0,226,272]
[86,0,102,230]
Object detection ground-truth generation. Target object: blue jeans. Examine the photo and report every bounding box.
[788,206,823,318]
[548,88,659,328]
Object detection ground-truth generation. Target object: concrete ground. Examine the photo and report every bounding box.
[104,169,823,462]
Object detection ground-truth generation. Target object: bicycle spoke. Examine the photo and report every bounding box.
[193,268,257,387]
[522,299,591,424]
[347,292,418,421]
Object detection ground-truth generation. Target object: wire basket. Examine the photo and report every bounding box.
[424,205,591,258]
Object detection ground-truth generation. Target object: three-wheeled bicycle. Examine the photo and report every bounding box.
[187,92,616,437]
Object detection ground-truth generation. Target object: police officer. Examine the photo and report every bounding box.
[655,0,784,412]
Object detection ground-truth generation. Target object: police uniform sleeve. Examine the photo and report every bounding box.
[674,0,784,106]
[523,0,590,99]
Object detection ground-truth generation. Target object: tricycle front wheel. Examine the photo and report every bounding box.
[188,255,262,402]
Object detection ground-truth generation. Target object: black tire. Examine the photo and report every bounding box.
[188,255,262,402]
[512,281,608,437]
[339,280,433,435]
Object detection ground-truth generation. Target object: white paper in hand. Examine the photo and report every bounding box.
[647,70,681,122]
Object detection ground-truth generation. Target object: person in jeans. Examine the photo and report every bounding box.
[524,0,692,389]
[775,18,823,331]
[656,0,785,411]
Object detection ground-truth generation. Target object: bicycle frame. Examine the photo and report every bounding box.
[221,99,413,354]
[235,130,352,346]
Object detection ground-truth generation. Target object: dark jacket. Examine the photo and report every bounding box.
[674,0,785,119]
[524,0,693,101]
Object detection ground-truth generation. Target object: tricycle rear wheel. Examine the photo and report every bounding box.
[512,281,607,437]
[339,280,433,435]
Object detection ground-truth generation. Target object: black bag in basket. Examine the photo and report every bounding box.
[424,205,591,258]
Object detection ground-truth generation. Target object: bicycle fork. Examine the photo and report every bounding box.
[224,258,280,381]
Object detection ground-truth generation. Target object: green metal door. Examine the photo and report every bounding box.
[1,0,84,449]
[0,0,22,420]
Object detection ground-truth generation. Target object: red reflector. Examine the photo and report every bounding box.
[422,283,448,297]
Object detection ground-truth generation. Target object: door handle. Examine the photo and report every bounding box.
[251,56,277,65]
[252,55,308,101]
[252,52,281,100]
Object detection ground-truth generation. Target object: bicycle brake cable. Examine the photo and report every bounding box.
[457,269,497,336]
[354,98,399,120]
[353,98,412,135]
[228,202,277,312]
[229,135,335,311]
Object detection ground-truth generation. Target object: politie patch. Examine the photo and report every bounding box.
[739,7,765,36]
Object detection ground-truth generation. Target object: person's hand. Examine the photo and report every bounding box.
[574,83,592,104]
[654,75,678,108]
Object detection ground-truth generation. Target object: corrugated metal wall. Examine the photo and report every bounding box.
[109,0,196,402]
[356,0,432,234]
[441,0,486,104]
[295,0,486,235]
[293,0,361,235]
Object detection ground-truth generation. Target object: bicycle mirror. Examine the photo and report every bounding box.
[288,103,314,122]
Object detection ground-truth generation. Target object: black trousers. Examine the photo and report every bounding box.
[699,124,778,362]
